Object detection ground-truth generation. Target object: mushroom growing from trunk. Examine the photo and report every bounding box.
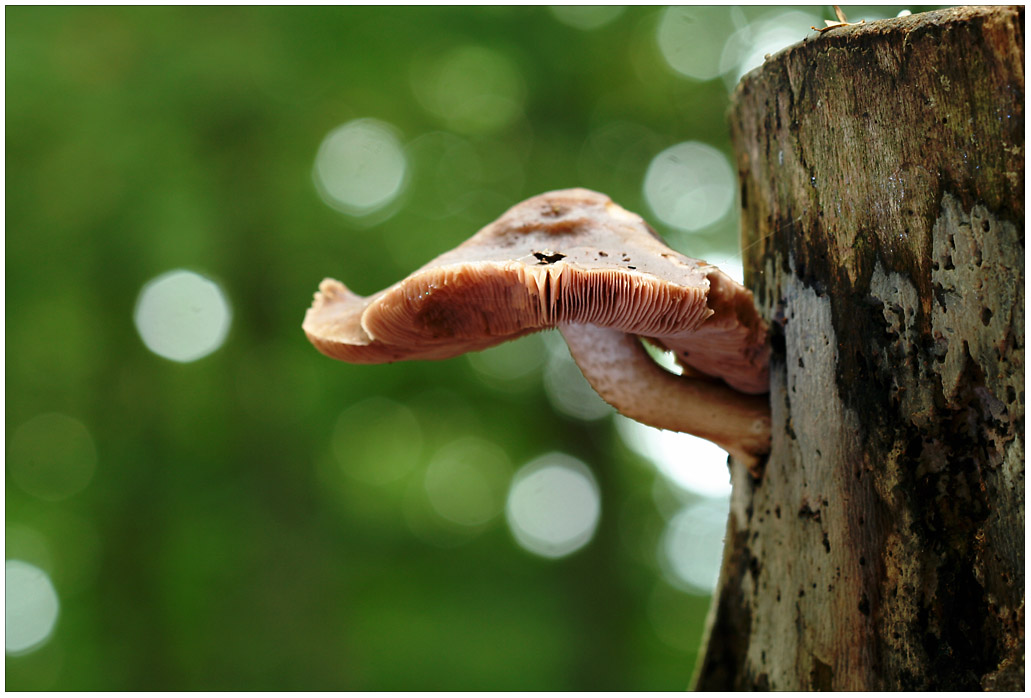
[303,188,770,470]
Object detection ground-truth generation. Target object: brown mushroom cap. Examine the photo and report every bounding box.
[303,188,768,394]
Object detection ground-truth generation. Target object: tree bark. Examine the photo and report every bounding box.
[694,6,1024,691]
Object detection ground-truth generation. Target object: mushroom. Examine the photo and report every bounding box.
[303,188,770,470]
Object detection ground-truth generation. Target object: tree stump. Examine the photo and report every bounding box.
[694,7,1024,691]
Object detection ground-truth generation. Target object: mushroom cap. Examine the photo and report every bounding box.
[303,188,768,393]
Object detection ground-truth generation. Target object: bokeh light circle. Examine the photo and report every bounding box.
[644,141,735,233]
[331,397,423,485]
[412,45,525,135]
[6,560,60,655]
[549,6,625,31]
[467,332,548,392]
[720,11,823,85]
[134,269,231,363]
[8,412,97,501]
[313,118,408,216]
[657,6,738,81]
[659,498,731,594]
[615,415,731,498]
[424,437,511,528]
[506,453,601,559]
[543,331,613,421]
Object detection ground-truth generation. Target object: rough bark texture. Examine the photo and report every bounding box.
[694,6,1024,691]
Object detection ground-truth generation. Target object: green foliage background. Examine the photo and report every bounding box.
[5,5,932,690]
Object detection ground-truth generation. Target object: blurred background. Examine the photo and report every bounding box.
[6,5,937,690]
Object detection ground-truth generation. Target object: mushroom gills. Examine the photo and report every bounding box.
[303,188,772,471]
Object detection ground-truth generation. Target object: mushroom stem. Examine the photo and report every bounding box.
[559,322,771,473]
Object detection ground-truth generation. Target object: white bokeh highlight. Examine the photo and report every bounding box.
[134,269,231,363]
[6,560,60,655]
[424,437,511,528]
[721,256,745,285]
[657,6,739,81]
[411,46,525,135]
[615,415,732,499]
[542,331,613,421]
[313,118,408,216]
[720,10,823,85]
[506,453,601,559]
[660,497,731,594]
[644,141,735,233]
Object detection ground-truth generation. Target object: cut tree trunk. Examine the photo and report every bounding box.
[693,6,1024,691]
